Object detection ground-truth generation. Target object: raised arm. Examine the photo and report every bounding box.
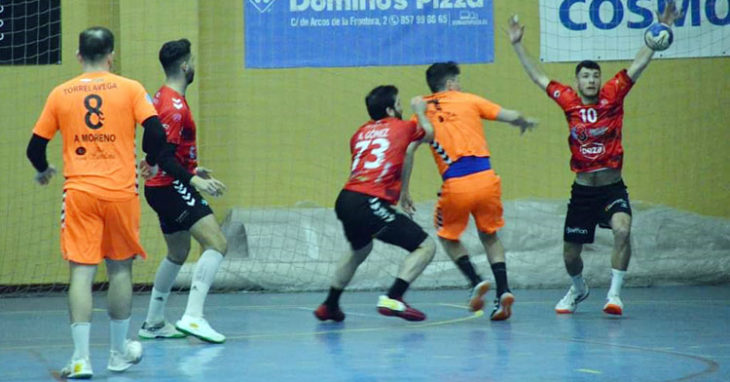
[399,96,434,216]
[627,0,681,82]
[495,108,538,135]
[507,15,550,91]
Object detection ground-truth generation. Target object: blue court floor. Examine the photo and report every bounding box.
[0,285,728,381]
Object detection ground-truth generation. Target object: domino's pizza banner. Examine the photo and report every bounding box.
[244,0,494,68]
[539,0,730,62]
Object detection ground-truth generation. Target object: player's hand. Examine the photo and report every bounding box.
[138,159,158,180]
[657,0,681,26]
[195,166,213,179]
[507,14,525,44]
[516,117,538,135]
[399,192,416,218]
[190,175,227,197]
[34,165,56,185]
[410,96,427,114]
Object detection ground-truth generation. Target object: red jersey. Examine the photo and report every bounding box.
[546,70,634,173]
[343,117,425,204]
[146,86,198,187]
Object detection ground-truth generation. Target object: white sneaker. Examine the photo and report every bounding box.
[176,315,226,343]
[107,340,143,372]
[603,294,624,315]
[468,280,490,312]
[555,284,590,314]
[138,320,186,339]
[60,357,93,379]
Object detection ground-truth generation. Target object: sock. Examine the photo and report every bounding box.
[71,322,91,360]
[490,262,510,297]
[608,269,626,297]
[387,278,410,300]
[324,287,344,308]
[110,318,130,354]
[146,258,182,324]
[571,274,586,293]
[455,256,482,287]
[184,249,224,318]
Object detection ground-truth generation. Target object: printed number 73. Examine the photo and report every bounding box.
[351,138,390,171]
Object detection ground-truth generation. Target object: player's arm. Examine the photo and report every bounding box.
[399,141,420,217]
[26,134,56,185]
[410,96,434,143]
[627,1,681,82]
[507,15,550,91]
[495,108,538,135]
[142,116,226,196]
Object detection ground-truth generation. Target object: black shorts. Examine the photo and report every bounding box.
[335,189,428,252]
[564,180,632,244]
[145,180,214,234]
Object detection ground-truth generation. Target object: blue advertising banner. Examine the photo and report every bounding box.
[244,0,494,68]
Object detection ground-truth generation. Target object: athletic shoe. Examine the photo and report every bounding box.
[376,295,426,321]
[468,280,491,312]
[138,320,186,339]
[60,357,93,379]
[313,304,345,322]
[555,284,590,314]
[490,292,515,321]
[107,340,143,372]
[176,315,226,343]
[603,294,624,316]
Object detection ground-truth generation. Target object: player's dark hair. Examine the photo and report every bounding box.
[426,61,460,93]
[159,39,192,77]
[365,85,398,120]
[575,60,601,76]
[78,27,114,63]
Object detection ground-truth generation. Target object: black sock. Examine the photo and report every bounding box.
[456,256,482,287]
[491,262,510,297]
[387,278,410,300]
[324,287,343,308]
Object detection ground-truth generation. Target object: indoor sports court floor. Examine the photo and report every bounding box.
[1,285,728,381]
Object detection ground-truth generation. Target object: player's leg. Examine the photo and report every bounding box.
[139,230,189,339]
[59,190,102,379]
[176,213,227,343]
[435,182,488,308]
[556,183,596,314]
[102,196,146,372]
[602,182,633,315]
[105,258,143,372]
[375,210,436,321]
[315,190,373,322]
[315,242,372,322]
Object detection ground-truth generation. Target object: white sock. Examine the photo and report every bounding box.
[71,322,91,360]
[110,318,130,354]
[145,258,182,324]
[184,249,224,318]
[608,269,626,297]
[571,274,586,293]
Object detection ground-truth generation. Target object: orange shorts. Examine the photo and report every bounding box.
[434,170,504,240]
[60,189,147,265]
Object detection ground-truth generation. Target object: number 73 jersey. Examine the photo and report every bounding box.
[343,117,425,204]
[546,70,634,173]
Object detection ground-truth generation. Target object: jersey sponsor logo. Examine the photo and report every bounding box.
[553,90,561,98]
[566,226,588,235]
[579,142,605,159]
[75,147,86,156]
[172,113,183,122]
[588,127,608,137]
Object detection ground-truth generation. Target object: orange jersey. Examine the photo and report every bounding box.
[33,72,158,200]
[414,91,502,176]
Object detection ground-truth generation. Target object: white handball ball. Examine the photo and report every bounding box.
[644,23,674,51]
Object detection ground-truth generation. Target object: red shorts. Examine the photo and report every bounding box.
[60,189,146,264]
[434,170,504,240]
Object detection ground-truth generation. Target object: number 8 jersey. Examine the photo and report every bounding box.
[343,117,425,204]
[546,70,634,173]
[32,72,158,200]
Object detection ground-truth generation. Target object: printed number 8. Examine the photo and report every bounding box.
[84,94,104,129]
